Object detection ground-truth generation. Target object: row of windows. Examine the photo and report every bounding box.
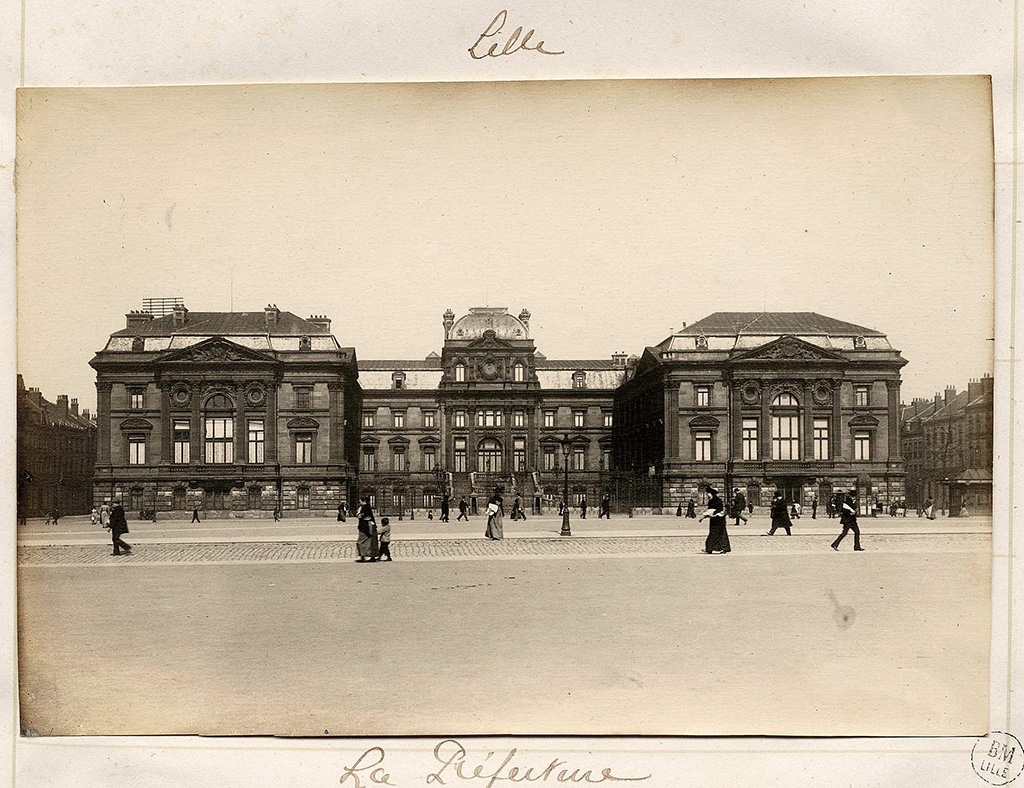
[362,409,614,429]
[694,418,873,462]
[129,418,314,465]
[361,438,612,473]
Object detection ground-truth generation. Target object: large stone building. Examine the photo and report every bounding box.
[901,374,993,513]
[613,313,907,514]
[89,305,360,517]
[17,375,97,518]
[89,304,912,518]
[358,307,626,515]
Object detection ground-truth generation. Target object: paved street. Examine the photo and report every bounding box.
[17,514,992,737]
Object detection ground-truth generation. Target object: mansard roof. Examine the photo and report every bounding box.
[677,312,885,337]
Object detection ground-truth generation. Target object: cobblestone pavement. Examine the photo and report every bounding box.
[18,532,989,566]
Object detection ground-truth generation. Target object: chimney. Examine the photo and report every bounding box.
[125,310,154,329]
[82,408,91,421]
[265,304,280,331]
[443,309,455,339]
[612,351,628,368]
[56,394,69,414]
[518,308,531,330]
[944,385,956,405]
[70,398,79,416]
[307,314,332,332]
[934,393,943,409]
[172,303,189,329]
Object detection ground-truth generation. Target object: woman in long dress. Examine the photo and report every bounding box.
[700,487,731,554]
[356,496,379,562]
[484,490,505,540]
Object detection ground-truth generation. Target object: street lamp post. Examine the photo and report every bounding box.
[560,433,572,536]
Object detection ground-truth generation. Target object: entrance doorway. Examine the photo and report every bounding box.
[774,479,803,505]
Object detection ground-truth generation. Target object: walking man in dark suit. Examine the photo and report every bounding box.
[191,505,201,523]
[731,488,747,526]
[457,496,469,521]
[831,488,864,551]
[440,493,450,523]
[107,500,132,556]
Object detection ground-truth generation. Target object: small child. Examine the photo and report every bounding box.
[378,516,393,561]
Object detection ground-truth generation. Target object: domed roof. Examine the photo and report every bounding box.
[449,307,529,340]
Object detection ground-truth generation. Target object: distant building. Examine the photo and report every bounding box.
[613,312,908,514]
[17,375,97,518]
[901,375,993,513]
[89,304,360,517]
[358,307,625,515]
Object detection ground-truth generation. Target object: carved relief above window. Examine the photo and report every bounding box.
[171,385,192,406]
[245,383,267,407]
[740,381,761,405]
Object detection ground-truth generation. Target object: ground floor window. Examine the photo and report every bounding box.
[296,486,311,509]
[206,489,231,510]
[247,487,262,510]
[172,488,187,510]
[422,492,436,509]
[392,492,404,512]
[129,488,144,511]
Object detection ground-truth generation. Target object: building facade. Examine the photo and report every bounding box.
[613,313,907,514]
[17,375,97,518]
[89,305,360,518]
[901,374,993,513]
[357,307,626,515]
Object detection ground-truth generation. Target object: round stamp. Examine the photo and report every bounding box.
[972,732,1024,785]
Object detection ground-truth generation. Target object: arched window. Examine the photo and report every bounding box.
[454,362,466,383]
[299,336,311,351]
[513,362,525,382]
[477,437,503,473]
[131,336,145,352]
[204,393,234,464]
[771,392,800,460]
[572,371,587,389]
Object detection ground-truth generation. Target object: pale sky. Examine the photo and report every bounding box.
[16,77,994,412]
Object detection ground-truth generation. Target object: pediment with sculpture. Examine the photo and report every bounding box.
[734,335,847,364]
[159,337,278,366]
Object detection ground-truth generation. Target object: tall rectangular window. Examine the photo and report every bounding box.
[513,437,526,471]
[392,411,405,428]
[572,446,586,470]
[477,410,502,427]
[455,410,466,428]
[295,387,312,409]
[423,410,436,428]
[694,431,712,462]
[696,386,711,407]
[813,418,830,461]
[543,410,555,427]
[296,487,310,509]
[513,410,525,428]
[771,415,800,461]
[361,447,376,472]
[854,431,872,461]
[454,438,467,472]
[362,411,375,428]
[543,446,557,470]
[128,436,146,465]
[295,433,313,464]
[423,446,437,471]
[854,385,870,407]
[247,419,265,464]
[602,446,612,470]
[204,417,234,464]
[173,419,190,464]
[392,448,406,471]
[742,419,758,461]
[573,410,585,428]
[603,411,613,428]
[129,389,145,410]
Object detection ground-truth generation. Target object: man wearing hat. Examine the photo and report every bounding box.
[831,488,865,551]
[731,487,747,525]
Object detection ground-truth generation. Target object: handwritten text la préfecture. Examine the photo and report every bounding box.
[339,740,651,788]
[469,10,565,59]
